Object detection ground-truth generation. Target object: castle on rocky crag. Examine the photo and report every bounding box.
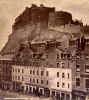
[0,4,89,100]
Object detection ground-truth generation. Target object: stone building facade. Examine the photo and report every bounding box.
[11,64,72,100]
[0,4,89,100]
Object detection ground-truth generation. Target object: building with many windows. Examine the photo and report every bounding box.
[11,60,72,100]
[0,4,89,100]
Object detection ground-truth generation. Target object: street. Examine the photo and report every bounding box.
[0,90,52,100]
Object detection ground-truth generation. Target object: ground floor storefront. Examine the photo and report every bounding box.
[72,90,89,100]
[2,81,88,100]
[11,81,72,100]
[0,81,12,91]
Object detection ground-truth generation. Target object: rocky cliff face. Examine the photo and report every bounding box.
[0,4,82,57]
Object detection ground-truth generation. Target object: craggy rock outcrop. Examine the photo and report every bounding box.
[1,4,82,57]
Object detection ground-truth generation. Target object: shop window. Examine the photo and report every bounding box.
[52,91,55,96]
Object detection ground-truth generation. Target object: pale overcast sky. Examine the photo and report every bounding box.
[0,0,89,51]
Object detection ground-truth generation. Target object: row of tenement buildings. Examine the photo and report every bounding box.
[0,4,89,100]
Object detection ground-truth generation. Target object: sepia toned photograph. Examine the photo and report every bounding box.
[0,0,89,100]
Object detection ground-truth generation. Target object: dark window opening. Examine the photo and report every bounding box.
[30,70,32,74]
[30,78,32,82]
[62,63,65,68]
[68,83,70,88]
[37,79,39,83]
[41,80,43,84]
[57,82,59,87]
[18,76,20,80]
[33,70,35,75]
[86,79,89,88]
[62,83,65,88]
[37,70,39,75]
[62,73,65,78]
[46,71,49,76]
[33,79,35,83]
[85,65,89,73]
[41,71,44,76]
[57,54,59,59]
[76,78,80,87]
[76,65,80,72]
[68,73,70,79]
[57,72,59,77]
[61,53,63,59]
[57,63,59,67]
[47,80,48,85]
[67,54,70,58]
